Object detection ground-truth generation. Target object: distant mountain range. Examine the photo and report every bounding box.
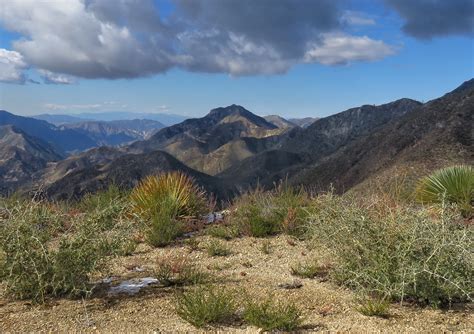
[0,110,97,154]
[60,119,165,145]
[0,110,165,153]
[34,111,187,126]
[1,79,472,200]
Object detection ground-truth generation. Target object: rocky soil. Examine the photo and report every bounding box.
[1,234,472,333]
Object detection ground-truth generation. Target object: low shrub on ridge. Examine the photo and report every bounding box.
[130,172,208,247]
[307,192,473,307]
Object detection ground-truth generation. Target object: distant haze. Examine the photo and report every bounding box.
[34,112,187,126]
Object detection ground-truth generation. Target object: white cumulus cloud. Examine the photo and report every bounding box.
[0,0,399,82]
[304,33,396,65]
[0,48,28,83]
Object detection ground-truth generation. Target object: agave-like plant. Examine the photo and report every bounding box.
[415,165,473,215]
[130,171,208,220]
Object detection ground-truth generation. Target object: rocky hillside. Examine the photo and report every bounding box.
[129,105,288,175]
[40,150,234,201]
[2,80,472,200]
[290,79,474,192]
[0,125,63,195]
[264,115,296,128]
[219,98,422,189]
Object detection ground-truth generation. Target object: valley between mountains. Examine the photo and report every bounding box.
[1,79,472,200]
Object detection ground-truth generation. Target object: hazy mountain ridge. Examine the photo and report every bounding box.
[60,119,165,145]
[1,79,472,200]
[34,111,187,126]
[1,110,166,153]
[0,110,97,154]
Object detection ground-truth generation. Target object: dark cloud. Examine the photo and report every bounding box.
[85,0,165,32]
[175,0,343,57]
[0,0,396,81]
[386,0,474,38]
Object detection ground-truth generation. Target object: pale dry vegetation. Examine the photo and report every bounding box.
[0,167,472,332]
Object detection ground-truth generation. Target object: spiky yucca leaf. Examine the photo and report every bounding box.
[415,165,473,215]
[130,172,207,220]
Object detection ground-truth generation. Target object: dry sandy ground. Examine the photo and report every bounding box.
[1,234,473,333]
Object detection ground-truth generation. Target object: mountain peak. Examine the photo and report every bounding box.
[207,105,277,129]
[449,78,474,95]
[208,104,251,117]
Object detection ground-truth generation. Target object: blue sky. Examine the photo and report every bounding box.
[0,0,473,118]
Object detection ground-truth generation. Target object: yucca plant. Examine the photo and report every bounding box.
[130,172,208,220]
[415,165,473,216]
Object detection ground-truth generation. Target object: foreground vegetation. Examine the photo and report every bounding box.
[0,166,472,330]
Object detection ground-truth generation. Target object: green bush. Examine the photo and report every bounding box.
[175,286,237,328]
[415,165,473,217]
[0,199,126,302]
[130,172,208,220]
[243,297,302,331]
[357,298,390,318]
[206,239,231,257]
[130,172,208,247]
[146,198,184,247]
[291,260,329,279]
[76,184,127,213]
[307,193,473,306]
[207,225,239,240]
[231,185,309,238]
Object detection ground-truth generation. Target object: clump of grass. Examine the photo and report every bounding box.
[307,192,473,307]
[291,261,329,279]
[130,172,208,247]
[357,298,390,318]
[175,286,237,328]
[184,237,200,252]
[207,224,239,240]
[243,297,303,331]
[206,239,231,257]
[155,256,208,286]
[260,240,273,254]
[231,184,310,238]
[130,172,207,220]
[145,199,184,247]
[76,184,127,214]
[415,165,473,217]
[0,198,127,302]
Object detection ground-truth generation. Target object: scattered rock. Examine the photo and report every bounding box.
[108,277,159,296]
